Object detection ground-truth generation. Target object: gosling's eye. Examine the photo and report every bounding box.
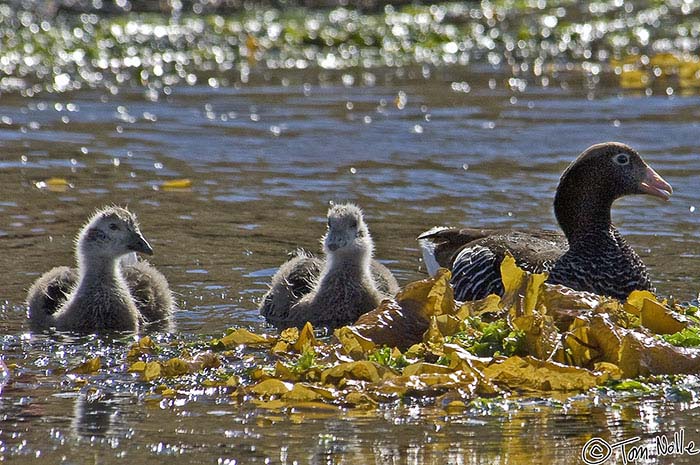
[350,220,358,228]
[613,153,630,165]
[109,223,119,231]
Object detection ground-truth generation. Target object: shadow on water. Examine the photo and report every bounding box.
[0,67,699,463]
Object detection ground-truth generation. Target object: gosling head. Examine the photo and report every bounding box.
[77,206,153,263]
[322,203,373,261]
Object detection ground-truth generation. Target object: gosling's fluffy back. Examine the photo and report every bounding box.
[259,251,323,326]
[122,260,174,330]
[27,266,78,331]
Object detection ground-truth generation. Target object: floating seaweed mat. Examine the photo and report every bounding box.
[108,255,700,410]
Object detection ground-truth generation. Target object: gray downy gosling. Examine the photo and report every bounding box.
[260,203,399,330]
[27,206,174,333]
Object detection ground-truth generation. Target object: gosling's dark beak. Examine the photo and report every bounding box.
[325,232,345,252]
[128,232,154,256]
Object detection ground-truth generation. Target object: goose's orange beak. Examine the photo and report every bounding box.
[639,165,673,201]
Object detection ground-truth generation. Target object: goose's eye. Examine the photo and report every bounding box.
[109,223,119,231]
[613,153,630,165]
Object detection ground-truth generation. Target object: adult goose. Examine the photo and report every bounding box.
[260,203,399,330]
[419,142,672,301]
[27,206,174,333]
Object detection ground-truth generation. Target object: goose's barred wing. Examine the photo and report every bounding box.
[448,231,567,301]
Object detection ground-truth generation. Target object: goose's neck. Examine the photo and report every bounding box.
[321,248,372,281]
[61,250,139,333]
[554,179,614,241]
[77,252,124,287]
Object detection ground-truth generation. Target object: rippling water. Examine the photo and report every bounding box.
[1,67,699,464]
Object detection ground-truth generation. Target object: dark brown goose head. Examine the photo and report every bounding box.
[553,142,672,239]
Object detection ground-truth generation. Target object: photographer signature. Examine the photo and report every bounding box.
[581,429,700,464]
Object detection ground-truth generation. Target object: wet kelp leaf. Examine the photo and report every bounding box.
[456,294,501,320]
[424,314,462,346]
[251,379,293,396]
[162,358,191,377]
[272,326,311,354]
[420,268,456,316]
[282,383,336,402]
[539,284,608,328]
[374,372,459,399]
[483,356,605,392]
[211,328,272,350]
[639,299,687,335]
[321,361,395,385]
[272,341,291,354]
[350,270,453,350]
[402,362,454,377]
[625,290,659,316]
[563,316,599,368]
[351,299,429,350]
[619,330,700,378]
[334,326,376,359]
[441,344,501,396]
[583,314,700,378]
[161,178,192,190]
[128,361,146,373]
[36,177,73,192]
[293,322,318,352]
[509,310,561,362]
[160,353,220,377]
[142,362,162,381]
[274,360,298,381]
[344,391,379,408]
[69,357,101,375]
[128,352,221,381]
[127,336,158,359]
[623,290,686,335]
[500,254,547,315]
[280,327,300,343]
[498,256,561,360]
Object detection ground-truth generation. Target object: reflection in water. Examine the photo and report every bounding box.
[71,389,121,439]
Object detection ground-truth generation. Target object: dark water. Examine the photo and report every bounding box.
[1,67,700,464]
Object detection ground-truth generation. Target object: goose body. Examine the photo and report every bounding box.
[260,204,399,330]
[27,207,174,333]
[419,142,672,301]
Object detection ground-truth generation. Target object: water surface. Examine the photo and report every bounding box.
[1,67,699,464]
